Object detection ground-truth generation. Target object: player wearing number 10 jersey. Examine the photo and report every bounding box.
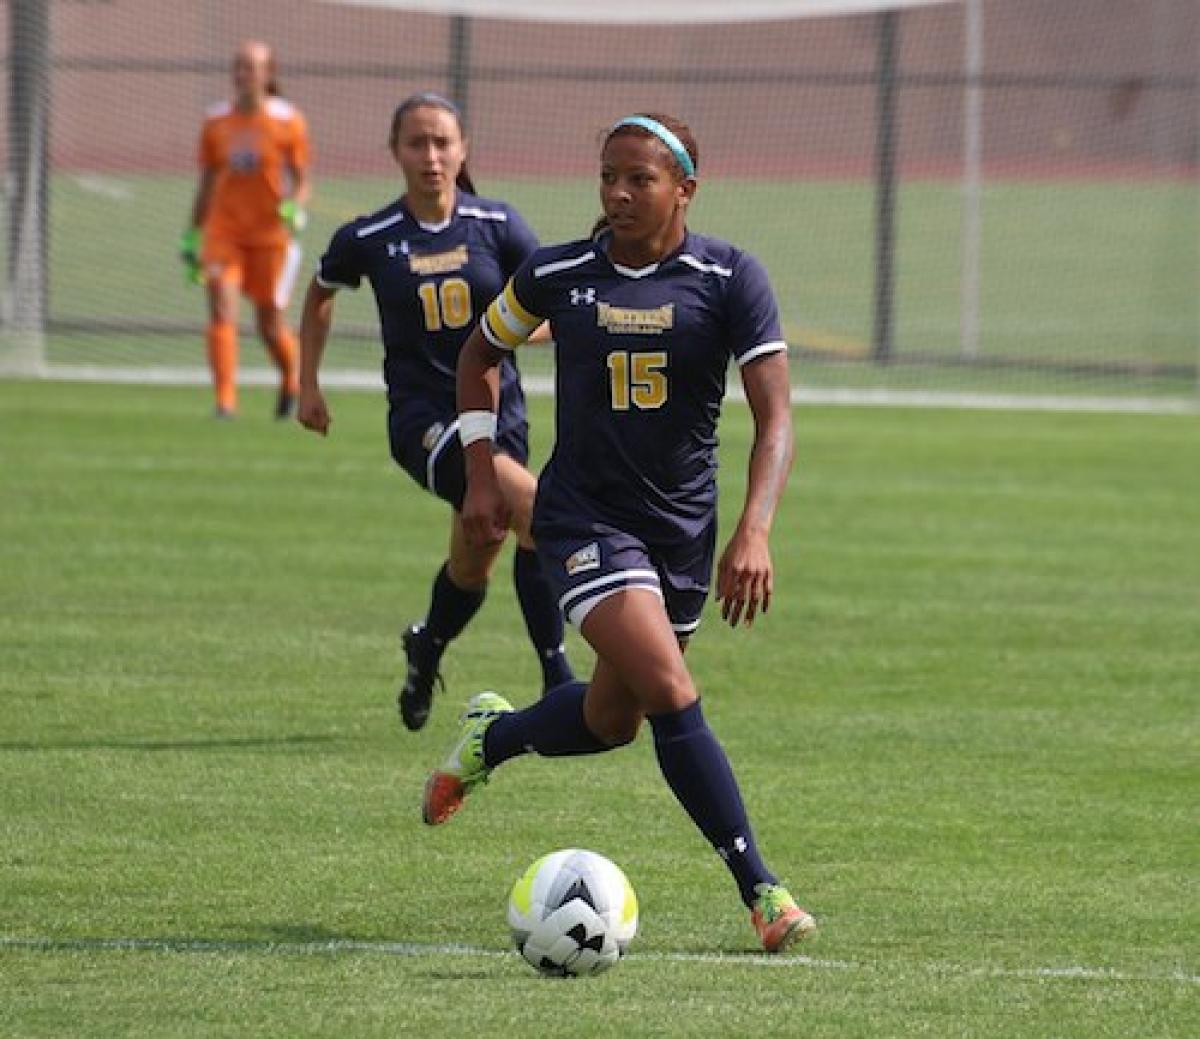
[316,187,532,422]
[297,93,573,732]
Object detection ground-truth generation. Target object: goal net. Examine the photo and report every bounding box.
[2,0,1197,408]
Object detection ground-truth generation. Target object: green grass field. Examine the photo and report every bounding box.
[40,171,1200,400]
[1,380,1197,1037]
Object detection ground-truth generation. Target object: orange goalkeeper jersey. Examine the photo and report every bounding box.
[199,96,309,248]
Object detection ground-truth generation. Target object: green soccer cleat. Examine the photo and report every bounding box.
[421,692,512,826]
[750,883,817,954]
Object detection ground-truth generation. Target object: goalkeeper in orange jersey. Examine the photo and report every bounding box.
[181,40,311,419]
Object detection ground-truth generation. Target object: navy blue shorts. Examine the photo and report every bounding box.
[388,396,529,511]
[533,518,716,638]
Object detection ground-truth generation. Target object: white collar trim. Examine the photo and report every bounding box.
[611,260,660,279]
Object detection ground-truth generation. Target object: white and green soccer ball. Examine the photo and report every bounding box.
[507,848,638,977]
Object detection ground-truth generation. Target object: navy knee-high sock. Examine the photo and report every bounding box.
[482,681,608,767]
[418,562,486,669]
[648,699,777,908]
[513,547,574,690]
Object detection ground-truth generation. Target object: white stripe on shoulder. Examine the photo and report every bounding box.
[204,100,232,119]
[457,205,508,222]
[678,254,733,277]
[356,211,406,238]
[738,340,789,365]
[533,250,596,279]
[266,97,297,120]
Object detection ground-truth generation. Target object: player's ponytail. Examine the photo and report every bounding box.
[455,163,478,195]
[389,91,476,194]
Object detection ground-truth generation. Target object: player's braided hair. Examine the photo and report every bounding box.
[388,92,477,195]
[590,112,698,238]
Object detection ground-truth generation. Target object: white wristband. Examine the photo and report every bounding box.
[458,410,497,447]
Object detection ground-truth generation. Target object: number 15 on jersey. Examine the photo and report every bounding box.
[607,350,668,411]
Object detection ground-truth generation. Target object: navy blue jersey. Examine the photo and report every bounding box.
[482,230,787,543]
[317,191,538,414]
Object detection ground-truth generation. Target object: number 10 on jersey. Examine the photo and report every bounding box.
[418,277,472,331]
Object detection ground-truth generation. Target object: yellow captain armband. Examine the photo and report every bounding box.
[481,281,540,350]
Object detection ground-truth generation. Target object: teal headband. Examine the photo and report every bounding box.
[610,116,696,178]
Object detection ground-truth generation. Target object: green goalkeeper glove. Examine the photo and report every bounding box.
[278,199,308,234]
[178,227,203,286]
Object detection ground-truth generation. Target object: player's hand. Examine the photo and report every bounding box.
[462,470,509,548]
[278,199,308,235]
[296,386,331,435]
[178,227,203,286]
[715,525,773,628]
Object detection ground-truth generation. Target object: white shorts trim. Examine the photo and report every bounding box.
[426,418,461,495]
[561,569,661,628]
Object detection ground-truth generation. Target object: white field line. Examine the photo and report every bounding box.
[72,174,135,201]
[1,935,1195,985]
[36,366,1199,415]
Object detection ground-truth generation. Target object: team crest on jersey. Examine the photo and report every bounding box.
[228,129,261,173]
[564,542,601,576]
[596,302,674,335]
[409,245,468,275]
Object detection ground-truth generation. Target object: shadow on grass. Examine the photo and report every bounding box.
[0,734,341,753]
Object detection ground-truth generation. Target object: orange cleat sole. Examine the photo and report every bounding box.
[752,905,817,954]
[422,771,467,826]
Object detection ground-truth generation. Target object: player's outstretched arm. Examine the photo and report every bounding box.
[297,277,337,435]
[716,350,794,627]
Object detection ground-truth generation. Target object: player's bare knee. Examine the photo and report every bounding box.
[256,310,283,342]
[210,300,237,326]
[639,671,697,715]
[447,552,494,590]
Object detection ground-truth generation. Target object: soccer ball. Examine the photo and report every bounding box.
[507,848,638,977]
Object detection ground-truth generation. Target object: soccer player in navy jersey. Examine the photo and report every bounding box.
[422,113,814,953]
[296,92,573,731]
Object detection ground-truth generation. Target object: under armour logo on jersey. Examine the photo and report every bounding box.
[570,287,596,306]
[386,240,410,258]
